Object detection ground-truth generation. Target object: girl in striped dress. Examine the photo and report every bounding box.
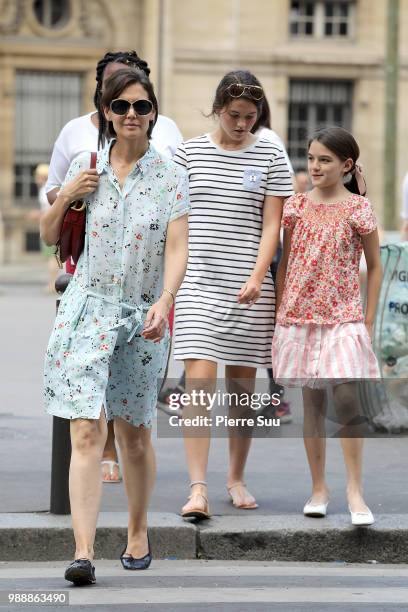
[272,126,382,526]
[174,70,293,518]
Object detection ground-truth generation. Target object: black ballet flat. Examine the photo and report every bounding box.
[64,558,96,586]
[120,535,152,570]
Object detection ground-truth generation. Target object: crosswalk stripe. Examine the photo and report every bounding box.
[67,587,408,605]
[1,560,408,579]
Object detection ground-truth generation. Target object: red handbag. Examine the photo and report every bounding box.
[57,152,97,265]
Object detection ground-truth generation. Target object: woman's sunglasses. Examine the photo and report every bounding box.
[225,83,264,101]
[110,98,153,116]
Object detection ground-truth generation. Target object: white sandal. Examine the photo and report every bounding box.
[101,460,122,483]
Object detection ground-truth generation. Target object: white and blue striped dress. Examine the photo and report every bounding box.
[173,133,293,367]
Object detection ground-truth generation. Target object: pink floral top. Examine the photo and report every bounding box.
[277,192,377,326]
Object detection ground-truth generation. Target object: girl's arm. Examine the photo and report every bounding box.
[237,195,284,305]
[361,229,382,336]
[275,228,292,313]
[142,214,189,342]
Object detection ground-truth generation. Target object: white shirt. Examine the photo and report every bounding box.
[38,185,50,213]
[46,112,183,193]
[257,127,294,175]
[402,172,408,220]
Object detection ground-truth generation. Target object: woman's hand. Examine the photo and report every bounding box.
[60,169,99,204]
[141,295,172,343]
[237,276,262,306]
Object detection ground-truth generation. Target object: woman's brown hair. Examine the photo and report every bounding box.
[100,68,158,143]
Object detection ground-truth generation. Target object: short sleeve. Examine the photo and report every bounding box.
[45,130,71,193]
[281,194,300,229]
[349,197,377,235]
[169,170,190,222]
[173,142,188,169]
[266,146,294,197]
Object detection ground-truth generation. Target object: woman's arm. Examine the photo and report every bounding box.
[361,229,382,336]
[275,228,292,313]
[40,168,99,245]
[237,195,284,305]
[142,214,189,342]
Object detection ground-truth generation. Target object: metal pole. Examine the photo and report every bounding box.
[50,273,72,515]
[383,0,399,230]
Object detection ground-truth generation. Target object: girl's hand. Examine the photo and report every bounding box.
[60,169,99,204]
[237,277,262,306]
[141,296,171,343]
[365,321,374,340]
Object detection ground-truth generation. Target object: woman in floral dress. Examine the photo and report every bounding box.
[41,68,189,585]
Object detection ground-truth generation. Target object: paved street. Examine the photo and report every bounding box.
[1,560,408,611]
[0,283,408,518]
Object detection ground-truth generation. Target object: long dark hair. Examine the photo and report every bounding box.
[101,68,158,143]
[94,50,150,148]
[210,70,266,133]
[308,126,364,195]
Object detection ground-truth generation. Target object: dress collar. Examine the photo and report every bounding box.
[96,139,161,177]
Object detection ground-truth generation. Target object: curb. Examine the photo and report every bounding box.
[0,513,196,562]
[1,512,407,563]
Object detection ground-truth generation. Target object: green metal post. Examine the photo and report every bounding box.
[383,0,399,230]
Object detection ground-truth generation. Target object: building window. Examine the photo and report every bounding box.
[14,71,82,205]
[290,1,354,38]
[25,231,41,252]
[290,1,315,36]
[287,79,353,170]
[33,0,71,29]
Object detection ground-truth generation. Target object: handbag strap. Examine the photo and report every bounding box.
[90,151,97,169]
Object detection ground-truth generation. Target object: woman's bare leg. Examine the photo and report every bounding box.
[302,387,329,504]
[114,420,155,557]
[182,359,217,514]
[69,411,108,560]
[225,365,257,507]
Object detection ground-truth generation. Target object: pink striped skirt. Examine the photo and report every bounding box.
[272,322,380,388]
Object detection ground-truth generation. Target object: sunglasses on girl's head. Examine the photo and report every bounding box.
[225,83,264,101]
[110,98,153,116]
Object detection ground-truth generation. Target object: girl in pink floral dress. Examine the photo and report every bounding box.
[272,127,382,527]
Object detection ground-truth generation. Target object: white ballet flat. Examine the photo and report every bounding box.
[303,499,329,517]
[349,506,374,526]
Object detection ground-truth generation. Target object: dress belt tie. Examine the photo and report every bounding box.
[67,290,148,347]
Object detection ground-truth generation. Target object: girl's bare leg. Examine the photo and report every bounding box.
[182,359,217,514]
[114,419,155,557]
[333,383,370,512]
[225,365,257,508]
[302,387,330,504]
[69,411,108,560]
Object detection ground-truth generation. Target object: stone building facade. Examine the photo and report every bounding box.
[0,0,407,262]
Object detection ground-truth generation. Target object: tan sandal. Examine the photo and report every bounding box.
[181,481,211,520]
[227,482,258,509]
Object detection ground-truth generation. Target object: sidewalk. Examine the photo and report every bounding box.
[0,261,50,285]
[1,283,408,564]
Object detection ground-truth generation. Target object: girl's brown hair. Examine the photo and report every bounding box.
[210,70,266,133]
[308,126,364,195]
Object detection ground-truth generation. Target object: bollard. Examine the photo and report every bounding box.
[50,273,72,514]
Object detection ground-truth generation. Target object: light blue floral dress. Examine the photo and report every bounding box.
[44,141,189,427]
